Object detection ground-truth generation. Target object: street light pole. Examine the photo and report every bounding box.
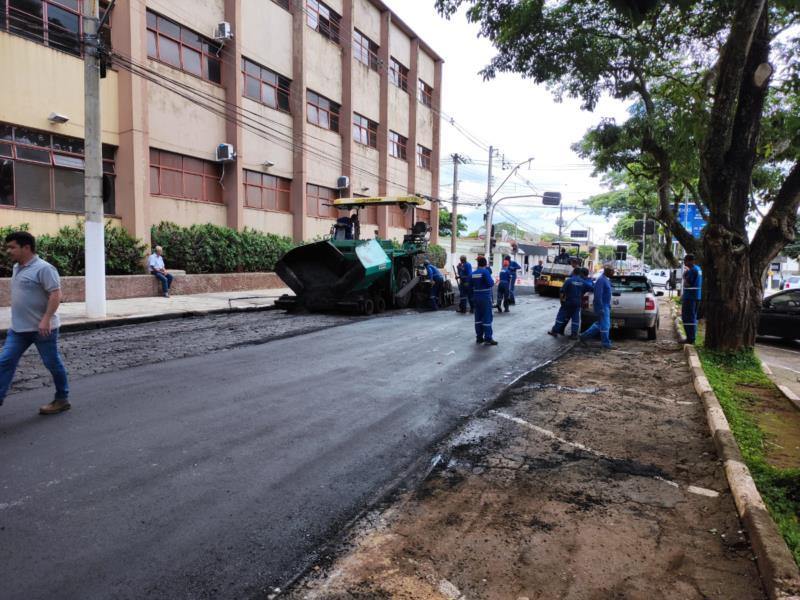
[483,158,534,261]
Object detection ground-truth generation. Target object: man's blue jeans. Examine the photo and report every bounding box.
[581,305,612,348]
[153,272,173,295]
[0,329,69,405]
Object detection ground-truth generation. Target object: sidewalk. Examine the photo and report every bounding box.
[0,287,293,334]
[289,301,766,599]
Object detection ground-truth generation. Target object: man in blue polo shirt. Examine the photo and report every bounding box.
[1,231,70,415]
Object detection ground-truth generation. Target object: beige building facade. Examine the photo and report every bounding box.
[0,0,442,245]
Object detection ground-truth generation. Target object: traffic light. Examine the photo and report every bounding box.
[490,225,496,249]
[633,220,656,235]
[615,244,627,260]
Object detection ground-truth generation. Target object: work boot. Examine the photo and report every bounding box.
[504,308,510,313]
[569,333,579,340]
[476,337,484,344]
[39,398,71,415]
[484,339,498,346]
[547,330,558,337]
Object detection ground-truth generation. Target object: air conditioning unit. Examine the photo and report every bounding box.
[215,143,236,162]
[214,22,233,41]
[336,176,350,190]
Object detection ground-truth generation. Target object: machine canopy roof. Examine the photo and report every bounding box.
[333,196,424,209]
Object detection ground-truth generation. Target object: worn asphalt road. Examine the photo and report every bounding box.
[0,292,565,600]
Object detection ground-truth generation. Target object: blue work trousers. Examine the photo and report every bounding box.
[458,283,473,312]
[153,272,173,295]
[509,276,517,303]
[581,305,612,348]
[682,298,699,343]
[553,303,581,336]
[473,293,494,341]
[429,280,442,310]
[0,329,69,404]
[496,282,510,311]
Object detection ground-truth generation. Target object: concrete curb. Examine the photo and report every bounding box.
[759,361,800,412]
[677,328,800,598]
[0,302,280,338]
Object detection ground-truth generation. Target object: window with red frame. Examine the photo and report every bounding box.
[306,183,342,219]
[389,57,409,92]
[389,131,408,160]
[418,79,433,108]
[306,0,340,44]
[1,0,112,57]
[416,145,432,170]
[353,113,378,149]
[0,123,116,214]
[149,148,223,204]
[146,10,221,84]
[307,90,340,132]
[242,57,291,113]
[353,29,379,71]
[244,170,291,212]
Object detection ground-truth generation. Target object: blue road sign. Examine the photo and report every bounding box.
[676,204,707,239]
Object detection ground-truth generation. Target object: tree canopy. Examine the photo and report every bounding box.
[438,207,469,237]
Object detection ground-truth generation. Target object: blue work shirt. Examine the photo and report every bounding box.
[561,274,593,307]
[592,274,612,311]
[426,264,443,282]
[683,265,702,301]
[532,264,543,279]
[471,267,494,296]
[508,260,521,279]
[457,261,473,285]
[499,267,512,284]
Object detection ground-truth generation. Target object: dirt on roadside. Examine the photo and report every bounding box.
[286,302,766,600]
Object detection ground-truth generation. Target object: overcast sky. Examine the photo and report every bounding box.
[385,0,632,244]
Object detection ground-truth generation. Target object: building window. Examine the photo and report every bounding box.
[306,183,341,219]
[146,10,222,84]
[242,58,291,112]
[271,0,291,9]
[389,57,409,92]
[306,0,340,44]
[307,90,340,132]
[0,123,115,214]
[244,170,291,212]
[1,0,112,57]
[353,29,379,71]
[353,113,378,149]
[418,79,433,108]
[416,145,432,170]
[149,148,223,204]
[389,131,408,161]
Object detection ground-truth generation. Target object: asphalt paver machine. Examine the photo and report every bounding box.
[535,241,587,296]
[275,196,454,314]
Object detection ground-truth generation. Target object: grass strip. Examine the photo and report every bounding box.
[698,348,800,565]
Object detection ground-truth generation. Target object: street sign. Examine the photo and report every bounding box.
[542,191,561,206]
[571,230,588,238]
[633,220,655,235]
[615,244,627,260]
[676,204,707,239]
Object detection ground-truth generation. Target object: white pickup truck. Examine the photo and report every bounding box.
[581,275,663,340]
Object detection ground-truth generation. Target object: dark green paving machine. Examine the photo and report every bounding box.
[274,196,454,314]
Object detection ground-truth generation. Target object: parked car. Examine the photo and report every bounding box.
[648,269,671,288]
[781,275,800,290]
[582,275,663,340]
[758,289,800,340]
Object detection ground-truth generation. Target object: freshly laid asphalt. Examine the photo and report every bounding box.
[0,292,564,600]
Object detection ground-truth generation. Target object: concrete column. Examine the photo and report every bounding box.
[430,59,443,244]
[377,10,390,238]
[407,39,419,198]
[112,0,150,247]
[291,6,308,242]
[223,0,244,231]
[340,0,353,194]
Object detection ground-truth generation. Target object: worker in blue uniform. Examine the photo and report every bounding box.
[579,264,615,349]
[456,255,473,314]
[472,256,498,346]
[496,258,512,313]
[681,254,702,344]
[548,268,594,339]
[504,255,522,304]
[424,260,444,310]
[532,260,544,281]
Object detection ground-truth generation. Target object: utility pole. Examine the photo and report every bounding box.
[483,145,494,262]
[83,0,106,317]
[450,153,462,258]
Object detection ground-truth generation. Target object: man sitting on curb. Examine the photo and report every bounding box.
[148,246,174,298]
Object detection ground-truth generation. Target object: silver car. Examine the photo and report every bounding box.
[581,275,663,340]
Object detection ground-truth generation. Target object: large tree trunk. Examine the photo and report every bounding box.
[702,225,762,351]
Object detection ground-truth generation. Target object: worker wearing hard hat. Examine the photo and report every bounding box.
[472,256,498,346]
[424,260,444,310]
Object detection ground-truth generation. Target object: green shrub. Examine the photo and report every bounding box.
[150,222,294,274]
[0,223,30,277]
[427,243,447,268]
[0,222,145,276]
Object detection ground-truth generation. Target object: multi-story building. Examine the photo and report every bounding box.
[0,0,442,246]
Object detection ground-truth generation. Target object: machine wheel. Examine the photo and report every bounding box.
[375,296,387,313]
[395,267,412,309]
[647,323,657,340]
[362,298,375,316]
